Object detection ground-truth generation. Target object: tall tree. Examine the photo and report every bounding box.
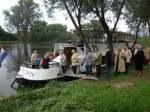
[3,0,42,40]
[0,26,16,41]
[124,0,150,44]
[84,0,126,52]
[44,0,126,51]
[81,20,104,42]
[44,0,91,48]
[30,21,70,42]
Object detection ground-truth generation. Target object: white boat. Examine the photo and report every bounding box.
[17,62,60,81]
[17,43,86,81]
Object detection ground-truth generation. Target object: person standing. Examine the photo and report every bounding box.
[0,47,8,68]
[104,48,113,79]
[117,48,126,74]
[124,45,132,74]
[35,54,41,69]
[143,46,150,65]
[31,50,38,68]
[71,49,79,74]
[134,45,144,77]
[114,48,121,76]
[41,52,51,69]
[82,48,93,76]
[94,47,102,78]
[60,52,67,73]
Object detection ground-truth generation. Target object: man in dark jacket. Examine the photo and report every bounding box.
[104,48,113,79]
[134,45,144,77]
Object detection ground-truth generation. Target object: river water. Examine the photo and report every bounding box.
[0,42,53,97]
[0,42,125,97]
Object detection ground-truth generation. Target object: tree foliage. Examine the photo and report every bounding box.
[44,0,91,48]
[44,0,126,52]
[83,0,126,51]
[30,21,70,42]
[3,0,42,40]
[124,0,150,43]
[81,20,104,42]
[0,26,16,41]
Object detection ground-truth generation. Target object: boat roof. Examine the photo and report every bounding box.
[54,43,77,51]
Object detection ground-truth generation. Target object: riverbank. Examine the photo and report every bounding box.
[0,41,52,44]
[0,66,150,112]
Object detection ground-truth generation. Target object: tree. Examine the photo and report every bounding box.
[44,0,90,48]
[124,0,150,44]
[81,20,104,43]
[30,21,70,42]
[0,26,16,41]
[30,21,49,41]
[3,0,42,40]
[46,24,69,42]
[84,0,126,52]
[45,0,126,52]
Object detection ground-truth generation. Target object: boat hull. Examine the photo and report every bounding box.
[18,66,61,81]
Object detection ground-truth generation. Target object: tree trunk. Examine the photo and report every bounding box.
[106,32,114,53]
[134,21,141,45]
[63,0,90,49]
[148,22,150,37]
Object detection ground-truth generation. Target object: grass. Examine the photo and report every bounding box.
[138,37,150,47]
[0,80,66,112]
[51,81,150,112]
[0,67,150,112]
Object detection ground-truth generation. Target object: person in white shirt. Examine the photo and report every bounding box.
[60,52,67,73]
[124,44,132,74]
[82,48,93,76]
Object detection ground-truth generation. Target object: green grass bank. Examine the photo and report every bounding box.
[0,67,150,112]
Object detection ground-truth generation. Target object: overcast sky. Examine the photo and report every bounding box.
[0,0,128,32]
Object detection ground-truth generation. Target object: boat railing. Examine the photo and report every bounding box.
[22,61,60,69]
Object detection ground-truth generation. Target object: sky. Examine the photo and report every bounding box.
[0,0,128,32]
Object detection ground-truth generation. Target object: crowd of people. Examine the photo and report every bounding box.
[30,42,150,80]
[31,51,54,69]
[69,42,150,79]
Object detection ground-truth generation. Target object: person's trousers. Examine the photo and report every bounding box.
[72,65,77,74]
[125,63,129,74]
[96,65,101,78]
[104,65,111,79]
[62,65,66,73]
[85,65,92,76]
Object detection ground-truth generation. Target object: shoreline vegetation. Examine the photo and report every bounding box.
[0,41,19,44]
[0,36,150,44]
[0,40,54,45]
[0,37,150,112]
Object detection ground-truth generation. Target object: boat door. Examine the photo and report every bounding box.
[64,47,76,66]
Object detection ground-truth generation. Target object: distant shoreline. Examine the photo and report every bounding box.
[0,41,19,44]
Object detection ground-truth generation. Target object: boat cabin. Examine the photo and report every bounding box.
[53,43,84,66]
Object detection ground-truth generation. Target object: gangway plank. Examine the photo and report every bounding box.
[62,73,99,80]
